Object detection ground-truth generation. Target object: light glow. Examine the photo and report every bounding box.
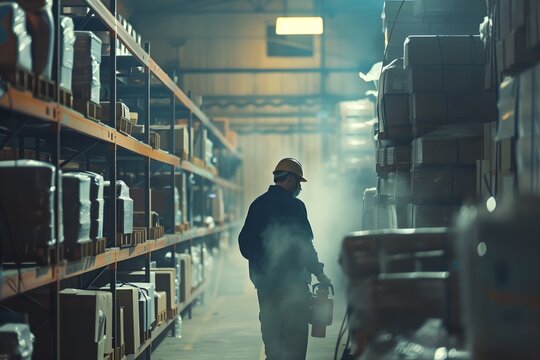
[275,17,324,35]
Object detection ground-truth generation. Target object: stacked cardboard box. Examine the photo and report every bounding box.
[60,289,113,360]
[0,160,59,263]
[376,58,412,229]
[103,180,134,242]
[59,16,75,91]
[402,35,496,227]
[0,3,33,73]
[72,31,101,105]
[382,0,486,63]
[490,0,540,78]
[62,173,92,245]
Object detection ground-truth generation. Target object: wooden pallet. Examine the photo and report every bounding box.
[117,232,132,247]
[148,225,165,240]
[34,76,55,101]
[114,344,126,360]
[59,88,73,108]
[118,228,147,247]
[74,99,101,122]
[93,237,107,255]
[143,329,151,342]
[156,310,167,326]
[167,305,178,320]
[131,227,148,245]
[104,350,114,360]
[0,66,34,92]
[117,117,133,136]
[65,241,94,260]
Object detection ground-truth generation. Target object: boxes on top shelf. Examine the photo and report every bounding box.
[72,31,102,104]
[59,16,75,92]
[153,122,192,157]
[24,6,55,81]
[0,3,32,77]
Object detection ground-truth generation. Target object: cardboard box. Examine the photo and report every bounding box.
[155,291,167,316]
[504,27,537,73]
[412,165,477,204]
[404,35,485,67]
[410,92,496,125]
[407,204,459,227]
[151,268,176,311]
[129,282,156,332]
[407,65,485,93]
[380,59,408,95]
[60,289,113,360]
[379,94,410,136]
[115,285,140,354]
[178,254,192,303]
[151,125,191,156]
[100,101,130,123]
[382,0,416,31]
[413,137,481,165]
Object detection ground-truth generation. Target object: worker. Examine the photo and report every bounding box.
[239,158,331,360]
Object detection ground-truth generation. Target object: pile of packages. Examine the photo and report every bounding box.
[362,0,499,230]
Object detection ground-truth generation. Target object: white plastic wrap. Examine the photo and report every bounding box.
[0,160,57,255]
[59,16,75,91]
[0,323,35,360]
[81,171,104,240]
[73,31,102,103]
[0,3,32,72]
[62,173,92,244]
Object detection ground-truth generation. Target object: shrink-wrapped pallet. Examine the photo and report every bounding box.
[59,16,75,91]
[0,160,58,262]
[0,3,32,72]
[73,31,102,104]
[62,173,92,244]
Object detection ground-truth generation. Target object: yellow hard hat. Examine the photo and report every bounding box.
[273,158,307,182]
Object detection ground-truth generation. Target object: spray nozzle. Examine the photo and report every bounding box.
[312,283,334,296]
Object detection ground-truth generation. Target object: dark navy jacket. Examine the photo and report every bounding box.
[238,185,323,289]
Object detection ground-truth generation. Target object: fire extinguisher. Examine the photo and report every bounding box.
[309,283,334,338]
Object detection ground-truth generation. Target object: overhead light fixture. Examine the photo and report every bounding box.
[275,17,324,35]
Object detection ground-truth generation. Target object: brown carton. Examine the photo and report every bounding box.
[151,268,176,311]
[115,286,140,354]
[60,289,112,360]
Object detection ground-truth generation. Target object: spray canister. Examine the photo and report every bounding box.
[310,283,334,338]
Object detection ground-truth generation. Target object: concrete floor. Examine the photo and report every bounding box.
[152,248,346,360]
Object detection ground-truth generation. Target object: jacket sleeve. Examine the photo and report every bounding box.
[238,202,260,261]
[297,201,324,276]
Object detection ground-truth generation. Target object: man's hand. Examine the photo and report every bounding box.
[316,272,331,286]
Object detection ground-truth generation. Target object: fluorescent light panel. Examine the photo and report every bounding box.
[275,17,324,35]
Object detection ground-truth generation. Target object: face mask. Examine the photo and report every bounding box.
[292,179,301,198]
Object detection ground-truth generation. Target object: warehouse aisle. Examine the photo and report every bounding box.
[153,248,345,360]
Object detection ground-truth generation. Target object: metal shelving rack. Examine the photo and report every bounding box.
[0,0,243,358]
